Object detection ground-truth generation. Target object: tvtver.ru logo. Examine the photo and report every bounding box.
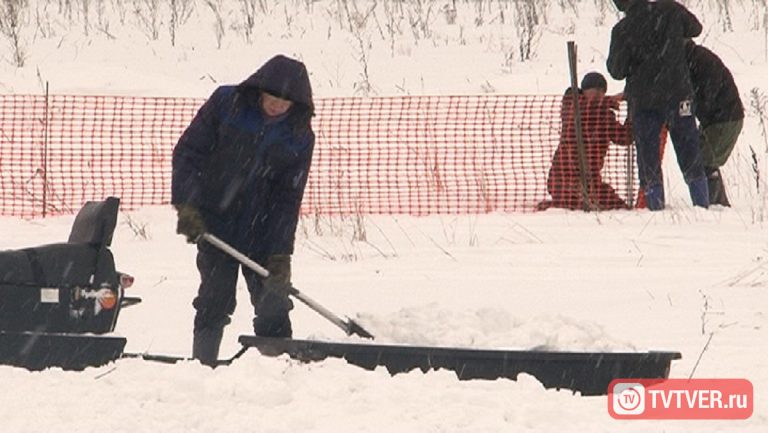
[608,379,753,420]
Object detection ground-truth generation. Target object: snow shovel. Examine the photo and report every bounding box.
[200,233,374,339]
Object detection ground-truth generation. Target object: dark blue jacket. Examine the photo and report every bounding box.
[171,56,315,259]
[607,0,702,111]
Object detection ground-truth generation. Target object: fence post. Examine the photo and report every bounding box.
[567,41,591,212]
[42,82,50,217]
[627,133,635,209]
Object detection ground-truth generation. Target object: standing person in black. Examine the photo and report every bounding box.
[172,55,315,366]
[607,0,709,210]
[686,40,744,206]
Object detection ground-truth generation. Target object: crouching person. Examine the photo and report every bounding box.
[686,40,744,206]
[171,55,315,366]
[545,72,633,211]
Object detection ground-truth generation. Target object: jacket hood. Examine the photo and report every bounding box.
[613,0,643,12]
[238,55,314,114]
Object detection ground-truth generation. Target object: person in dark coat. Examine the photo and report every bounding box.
[686,40,744,206]
[543,72,633,211]
[607,0,709,210]
[171,54,315,366]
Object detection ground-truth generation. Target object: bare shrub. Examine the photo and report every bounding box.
[94,0,117,39]
[748,87,768,218]
[352,204,367,242]
[750,87,768,152]
[34,1,56,39]
[79,0,91,36]
[381,0,405,56]
[205,0,225,49]
[239,0,260,43]
[169,0,194,46]
[345,1,377,95]
[58,0,74,22]
[441,0,456,25]
[0,0,29,66]
[133,0,160,41]
[592,0,611,26]
[713,0,734,32]
[114,0,129,25]
[123,212,151,240]
[749,145,760,193]
[406,0,436,42]
[514,0,542,62]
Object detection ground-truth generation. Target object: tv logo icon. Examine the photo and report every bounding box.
[612,382,645,415]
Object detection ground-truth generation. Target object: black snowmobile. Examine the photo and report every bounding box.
[0,197,135,371]
[0,197,681,396]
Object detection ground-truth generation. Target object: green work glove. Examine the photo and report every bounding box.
[264,254,291,292]
[175,204,206,243]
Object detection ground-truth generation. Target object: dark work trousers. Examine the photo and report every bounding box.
[192,242,292,333]
[632,101,706,189]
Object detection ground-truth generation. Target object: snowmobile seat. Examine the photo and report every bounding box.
[0,197,119,286]
[67,196,119,247]
[0,244,102,287]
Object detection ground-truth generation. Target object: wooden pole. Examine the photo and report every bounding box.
[626,123,635,209]
[566,41,591,211]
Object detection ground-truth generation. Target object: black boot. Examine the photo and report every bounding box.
[252,288,293,338]
[706,167,731,207]
[253,313,292,338]
[192,327,224,367]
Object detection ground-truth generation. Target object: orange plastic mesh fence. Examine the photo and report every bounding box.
[0,94,636,217]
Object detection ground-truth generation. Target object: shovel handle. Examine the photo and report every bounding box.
[200,233,269,277]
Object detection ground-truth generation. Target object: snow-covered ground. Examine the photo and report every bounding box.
[1,1,767,432]
[1,208,766,432]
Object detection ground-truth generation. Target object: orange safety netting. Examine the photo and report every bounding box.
[0,94,637,218]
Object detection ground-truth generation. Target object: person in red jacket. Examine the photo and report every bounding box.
[541,72,633,210]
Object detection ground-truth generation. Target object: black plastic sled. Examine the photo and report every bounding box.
[240,336,681,396]
[0,197,135,371]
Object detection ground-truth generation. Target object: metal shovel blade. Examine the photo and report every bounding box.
[346,317,374,339]
[286,285,374,340]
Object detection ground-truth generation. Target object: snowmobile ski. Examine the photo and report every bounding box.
[0,331,126,371]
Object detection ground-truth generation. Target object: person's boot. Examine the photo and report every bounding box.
[253,312,292,338]
[706,167,731,207]
[644,183,665,211]
[192,327,224,367]
[252,288,293,339]
[688,176,710,209]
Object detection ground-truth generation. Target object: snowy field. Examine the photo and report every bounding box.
[1,0,767,432]
[1,208,767,432]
